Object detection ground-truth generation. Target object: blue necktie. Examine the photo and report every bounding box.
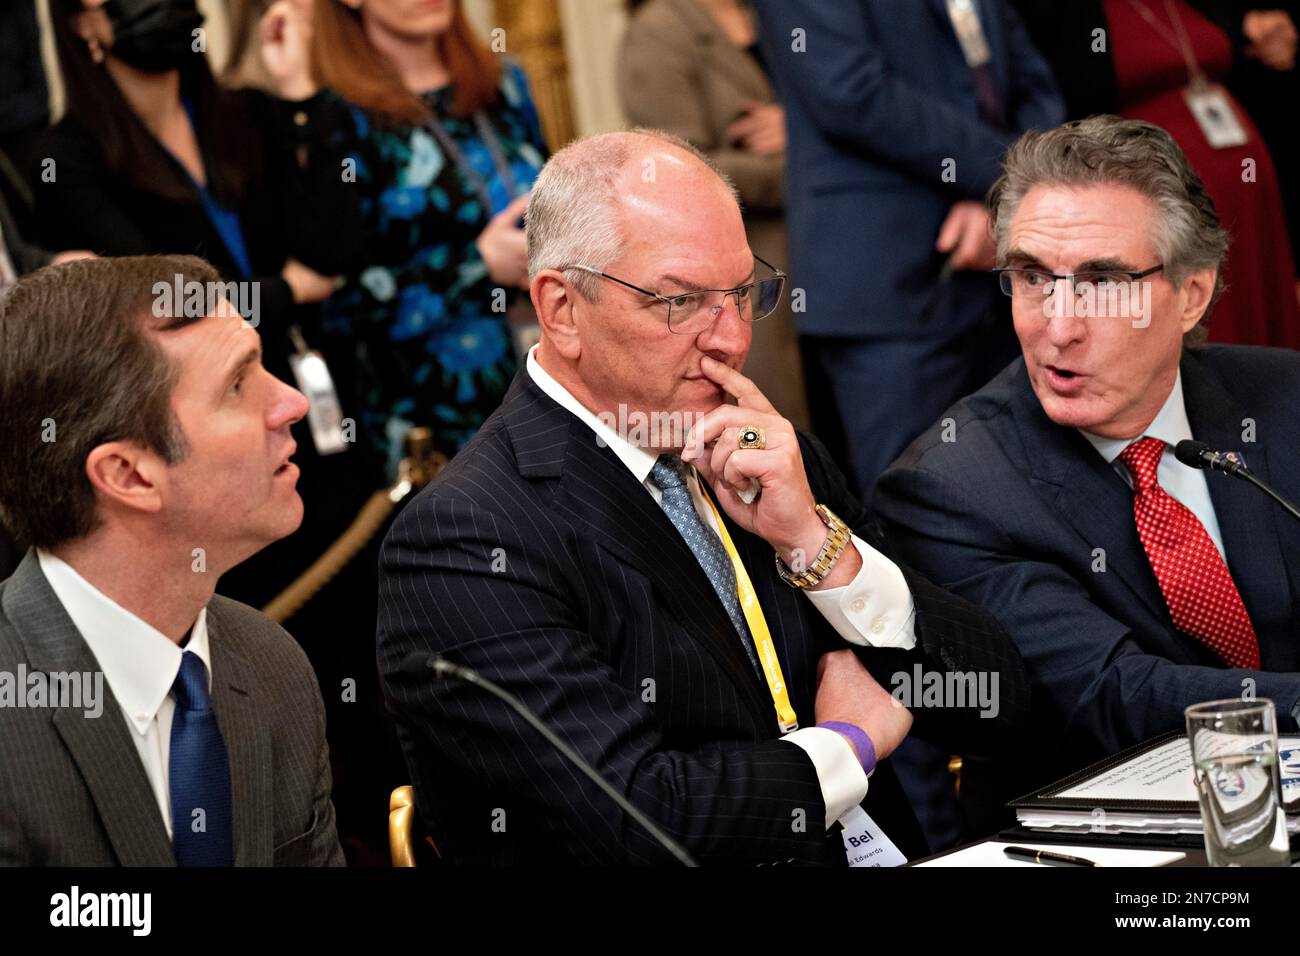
[169,651,234,866]
[649,454,760,673]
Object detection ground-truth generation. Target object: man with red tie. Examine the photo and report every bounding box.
[875,116,1300,804]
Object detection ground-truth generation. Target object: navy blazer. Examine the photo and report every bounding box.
[876,346,1300,784]
[376,368,1028,865]
[753,0,1064,338]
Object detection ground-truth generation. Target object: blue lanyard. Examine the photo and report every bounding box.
[424,112,519,217]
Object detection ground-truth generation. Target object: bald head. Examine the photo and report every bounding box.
[526,129,741,300]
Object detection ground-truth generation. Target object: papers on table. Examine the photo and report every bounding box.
[1009,732,1300,837]
[916,840,1186,867]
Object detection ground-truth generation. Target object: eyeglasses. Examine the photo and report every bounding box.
[993,264,1165,299]
[561,254,787,334]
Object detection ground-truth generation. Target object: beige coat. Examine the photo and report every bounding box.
[620,0,808,428]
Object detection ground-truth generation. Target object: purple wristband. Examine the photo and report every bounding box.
[817,721,877,776]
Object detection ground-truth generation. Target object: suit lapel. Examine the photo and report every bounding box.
[5,552,174,865]
[1009,364,1171,624]
[1182,352,1294,669]
[207,606,274,866]
[504,372,774,731]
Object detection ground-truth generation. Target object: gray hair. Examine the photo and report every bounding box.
[988,115,1228,346]
[525,127,739,301]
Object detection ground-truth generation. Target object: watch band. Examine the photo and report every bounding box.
[774,503,853,589]
[817,721,877,776]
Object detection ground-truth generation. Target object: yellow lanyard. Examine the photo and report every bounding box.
[699,488,799,734]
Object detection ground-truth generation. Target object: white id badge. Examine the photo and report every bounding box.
[288,350,348,456]
[840,805,908,867]
[1184,84,1247,149]
[946,0,991,68]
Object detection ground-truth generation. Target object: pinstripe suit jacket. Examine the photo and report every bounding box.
[377,370,1028,865]
[0,550,345,866]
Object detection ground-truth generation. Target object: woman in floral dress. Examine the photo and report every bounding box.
[264,0,546,473]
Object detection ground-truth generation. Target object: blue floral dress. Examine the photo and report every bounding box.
[319,60,545,473]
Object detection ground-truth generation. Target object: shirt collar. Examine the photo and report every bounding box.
[526,344,661,485]
[1079,370,1192,464]
[36,549,211,735]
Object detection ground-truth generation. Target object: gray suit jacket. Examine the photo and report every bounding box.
[0,550,345,866]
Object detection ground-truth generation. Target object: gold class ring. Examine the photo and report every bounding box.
[738,426,766,450]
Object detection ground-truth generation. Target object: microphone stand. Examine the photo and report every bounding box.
[424,655,699,867]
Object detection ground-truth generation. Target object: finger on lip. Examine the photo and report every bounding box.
[697,355,734,385]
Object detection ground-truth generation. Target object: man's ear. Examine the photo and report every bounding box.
[84,442,166,518]
[530,271,582,360]
[1178,266,1216,334]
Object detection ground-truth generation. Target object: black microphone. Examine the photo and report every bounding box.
[401,652,699,867]
[1174,439,1300,523]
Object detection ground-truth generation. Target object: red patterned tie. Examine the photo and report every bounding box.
[1119,437,1260,669]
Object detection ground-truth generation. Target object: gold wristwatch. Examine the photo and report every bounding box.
[774,504,853,589]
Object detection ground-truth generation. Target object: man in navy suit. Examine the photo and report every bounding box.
[376,130,1028,866]
[753,0,1064,493]
[876,116,1300,806]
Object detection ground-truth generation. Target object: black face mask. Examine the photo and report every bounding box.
[103,0,206,74]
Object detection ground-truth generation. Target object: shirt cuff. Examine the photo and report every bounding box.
[782,726,870,829]
[803,535,917,649]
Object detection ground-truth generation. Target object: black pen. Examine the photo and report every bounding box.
[1003,845,1101,867]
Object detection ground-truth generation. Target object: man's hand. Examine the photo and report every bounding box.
[1244,10,1297,70]
[682,357,861,588]
[726,101,786,157]
[935,200,996,272]
[815,649,912,763]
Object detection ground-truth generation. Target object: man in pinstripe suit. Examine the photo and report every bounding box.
[377,131,1028,866]
[0,256,344,866]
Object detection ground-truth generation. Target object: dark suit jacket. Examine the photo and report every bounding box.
[375,368,1028,866]
[876,346,1300,789]
[0,551,345,866]
[752,0,1064,338]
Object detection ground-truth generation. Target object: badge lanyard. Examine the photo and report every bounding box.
[287,326,347,456]
[424,112,520,217]
[699,488,799,734]
[1126,0,1249,149]
[1126,0,1206,86]
[945,0,992,68]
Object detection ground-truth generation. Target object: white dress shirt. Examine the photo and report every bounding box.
[1079,371,1227,560]
[37,549,211,838]
[527,346,918,826]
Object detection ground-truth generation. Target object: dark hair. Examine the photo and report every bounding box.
[0,255,220,549]
[48,0,259,207]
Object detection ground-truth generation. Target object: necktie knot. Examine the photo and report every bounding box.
[172,651,212,713]
[1119,436,1166,492]
[650,453,691,492]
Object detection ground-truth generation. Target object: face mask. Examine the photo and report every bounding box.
[102,0,206,73]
